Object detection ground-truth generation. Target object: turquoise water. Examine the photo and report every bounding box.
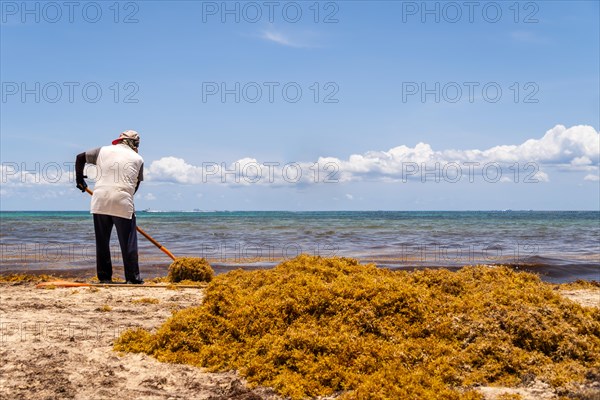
[1,211,599,282]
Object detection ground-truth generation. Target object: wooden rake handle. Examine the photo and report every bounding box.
[85,187,176,261]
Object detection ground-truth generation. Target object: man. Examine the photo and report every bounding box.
[75,130,144,284]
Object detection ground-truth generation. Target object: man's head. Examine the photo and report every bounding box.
[112,130,140,150]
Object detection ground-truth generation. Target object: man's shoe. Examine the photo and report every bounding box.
[98,280,113,284]
[126,280,144,285]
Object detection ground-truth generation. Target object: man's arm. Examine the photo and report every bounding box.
[75,148,101,192]
[75,152,88,192]
[134,162,144,194]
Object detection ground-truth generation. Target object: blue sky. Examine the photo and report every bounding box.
[1,0,599,211]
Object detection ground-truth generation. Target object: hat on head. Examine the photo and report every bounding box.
[112,130,140,145]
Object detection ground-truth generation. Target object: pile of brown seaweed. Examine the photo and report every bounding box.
[115,255,600,399]
[0,273,55,284]
[167,257,214,283]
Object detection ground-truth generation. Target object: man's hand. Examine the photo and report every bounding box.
[76,175,88,192]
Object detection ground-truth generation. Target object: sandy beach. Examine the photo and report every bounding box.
[0,282,280,400]
[1,278,598,400]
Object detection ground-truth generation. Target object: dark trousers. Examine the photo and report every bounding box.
[93,213,141,282]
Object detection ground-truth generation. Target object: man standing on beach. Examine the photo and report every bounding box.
[75,130,145,284]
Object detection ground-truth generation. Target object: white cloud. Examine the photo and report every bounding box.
[448,124,598,165]
[584,174,600,182]
[345,194,354,200]
[142,125,598,186]
[1,125,597,195]
[146,157,322,186]
[145,156,204,184]
[533,170,550,183]
[314,125,596,183]
[261,30,297,47]
[144,193,157,201]
[571,156,592,166]
[0,162,73,187]
[259,26,319,48]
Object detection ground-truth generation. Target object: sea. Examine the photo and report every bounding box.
[1,211,599,283]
